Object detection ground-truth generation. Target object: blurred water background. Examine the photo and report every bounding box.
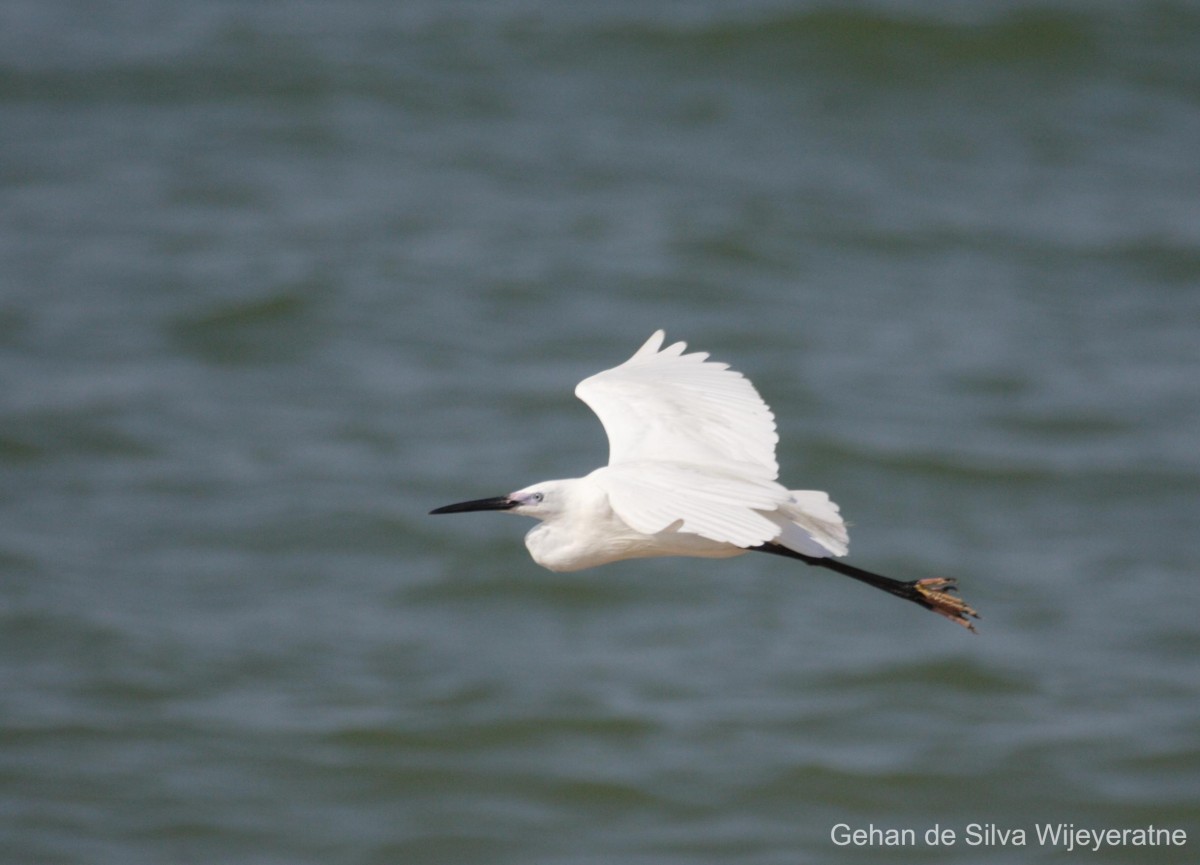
[2,1,1199,863]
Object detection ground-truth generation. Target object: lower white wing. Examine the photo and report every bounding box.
[589,461,789,547]
[591,465,850,556]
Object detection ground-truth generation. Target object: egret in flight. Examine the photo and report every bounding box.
[431,330,979,631]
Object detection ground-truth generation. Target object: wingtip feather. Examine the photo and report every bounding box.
[633,329,667,360]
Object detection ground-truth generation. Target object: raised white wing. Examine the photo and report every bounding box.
[575,330,780,478]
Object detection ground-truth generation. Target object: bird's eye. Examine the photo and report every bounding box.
[531,492,544,503]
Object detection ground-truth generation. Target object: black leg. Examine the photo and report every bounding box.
[752,543,980,632]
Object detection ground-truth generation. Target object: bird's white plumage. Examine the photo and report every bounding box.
[434,330,848,571]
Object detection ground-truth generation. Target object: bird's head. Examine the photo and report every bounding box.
[430,481,564,521]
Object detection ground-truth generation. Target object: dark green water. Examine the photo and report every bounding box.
[2,2,1198,863]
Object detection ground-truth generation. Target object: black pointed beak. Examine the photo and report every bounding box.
[429,495,517,515]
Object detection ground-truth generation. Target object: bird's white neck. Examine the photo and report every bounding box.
[520,478,634,572]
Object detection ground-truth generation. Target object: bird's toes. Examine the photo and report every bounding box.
[912,578,981,633]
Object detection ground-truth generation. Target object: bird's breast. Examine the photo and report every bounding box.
[522,521,624,572]
[523,514,745,572]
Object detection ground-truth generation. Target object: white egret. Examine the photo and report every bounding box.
[431,330,979,631]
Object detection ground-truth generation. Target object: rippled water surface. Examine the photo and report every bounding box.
[2,1,1198,863]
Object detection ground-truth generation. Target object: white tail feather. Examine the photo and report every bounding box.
[771,490,849,558]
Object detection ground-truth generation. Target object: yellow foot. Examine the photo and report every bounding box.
[913,578,980,633]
